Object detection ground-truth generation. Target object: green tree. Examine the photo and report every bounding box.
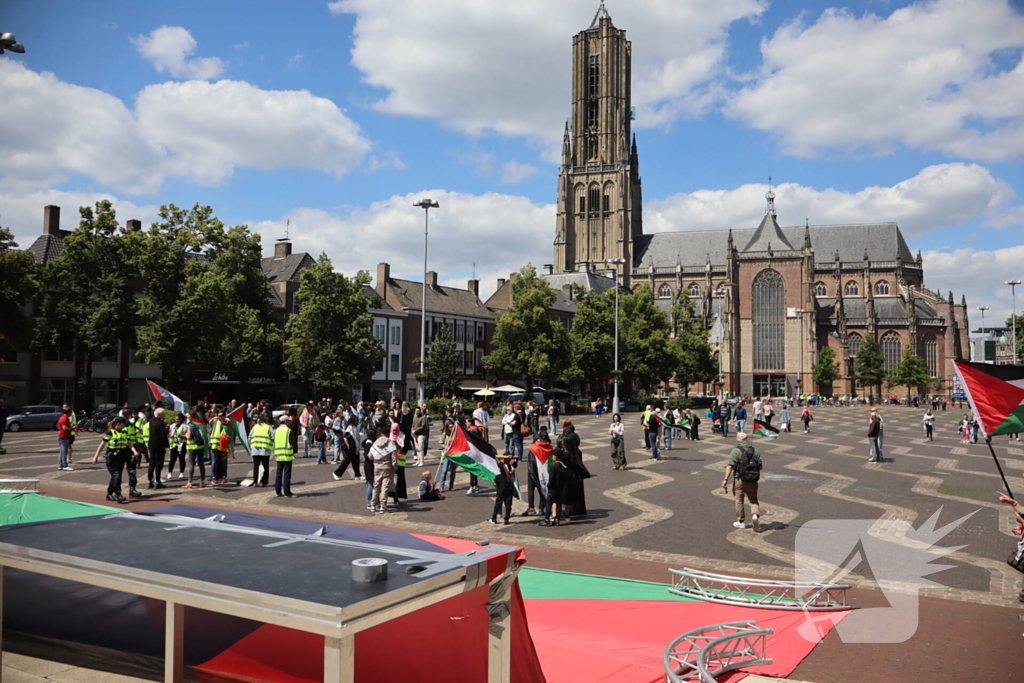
[1005,314,1024,363]
[619,284,677,392]
[36,201,136,409]
[0,220,39,351]
[485,264,570,394]
[564,289,615,393]
[424,324,462,398]
[811,346,841,394]
[283,254,381,395]
[669,295,717,395]
[888,348,931,402]
[852,336,886,398]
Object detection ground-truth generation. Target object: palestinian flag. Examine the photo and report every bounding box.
[226,404,250,455]
[146,380,188,413]
[953,361,1024,437]
[656,414,690,432]
[529,441,553,500]
[444,423,522,499]
[752,419,779,439]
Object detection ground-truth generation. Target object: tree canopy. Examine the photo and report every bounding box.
[852,336,887,398]
[812,345,841,393]
[425,324,462,398]
[0,220,39,350]
[564,289,615,390]
[669,295,717,395]
[618,284,677,391]
[282,254,381,395]
[888,348,931,400]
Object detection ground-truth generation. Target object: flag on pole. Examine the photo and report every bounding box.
[226,404,250,455]
[528,440,553,500]
[751,419,779,439]
[444,423,521,498]
[146,380,188,413]
[953,361,1024,437]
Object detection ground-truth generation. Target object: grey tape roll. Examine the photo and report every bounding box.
[352,557,388,583]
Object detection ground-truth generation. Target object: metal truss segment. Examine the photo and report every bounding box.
[669,567,849,611]
[663,620,773,683]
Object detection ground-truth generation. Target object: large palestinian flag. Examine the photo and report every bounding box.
[953,361,1024,437]
[528,441,553,500]
[656,414,690,432]
[226,404,250,455]
[146,380,188,413]
[444,423,521,498]
[752,419,779,439]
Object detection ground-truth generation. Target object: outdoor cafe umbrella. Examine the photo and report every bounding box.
[474,389,496,397]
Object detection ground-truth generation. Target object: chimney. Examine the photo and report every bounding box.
[43,205,60,235]
[543,264,554,275]
[126,219,142,231]
[497,278,507,289]
[562,284,573,300]
[467,279,479,297]
[274,239,292,258]
[578,260,589,273]
[376,262,390,298]
[426,271,438,288]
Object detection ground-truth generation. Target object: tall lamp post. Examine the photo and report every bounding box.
[0,33,27,54]
[794,309,811,398]
[604,258,627,414]
[1007,280,1021,364]
[414,199,439,406]
[976,306,989,335]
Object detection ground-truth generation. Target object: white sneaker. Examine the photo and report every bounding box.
[752,514,760,533]
[178,473,185,480]
[332,473,342,481]
[733,521,746,528]
[64,466,74,472]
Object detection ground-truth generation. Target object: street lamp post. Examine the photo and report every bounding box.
[1007,280,1021,364]
[414,199,439,406]
[794,309,811,398]
[0,33,26,54]
[604,258,627,414]
[976,306,989,335]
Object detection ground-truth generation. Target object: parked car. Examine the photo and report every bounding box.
[272,404,306,424]
[5,405,61,432]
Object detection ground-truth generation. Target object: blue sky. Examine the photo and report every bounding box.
[2,0,1023,320]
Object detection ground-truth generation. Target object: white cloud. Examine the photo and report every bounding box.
[726,0,1024,162]
[250,189,554,300]
[0,59,372,193]
[0,189,159,251]
[133,26,226,80]
[923,245,1024,323]
[646,163,1016,239]
[330,0,765,145]
[287,51,304,69]
[136,79,371,185]
[499,160,538,185]
[366,151,406,172]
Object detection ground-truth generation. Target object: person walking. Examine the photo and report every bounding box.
[762,400,775,427]
[868,409,883,463]
[923,408,936,441]
[274,415,296,497]
[609,413,627,470]
[411,406,428,466]
[641,405,659,460]
[778,405,791,433]
[733,403,747,434]
[689,409,701,441]
[473,402,490,443]
[56,406,74,471]
[249,414,274,487]
[302,402,320,458]
[91,416,137,504]
[489,453,518,525]
[547,399,559,435]
[183,411,207,489]
[801,406,813,434]
[501,404,516,455]
[331,423,361,481]
[717,400,731,437]
[557,421,588,519]
[722,432,762,532]
[524,428,552,516]
[369,431,398,513]
[146,408,169,489]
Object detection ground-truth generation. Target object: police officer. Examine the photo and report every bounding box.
[274,415,295,497]
[91,416,138,503]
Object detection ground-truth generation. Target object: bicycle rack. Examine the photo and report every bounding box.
[0,479,40,493]
[663,620,772,683]
[669,567,849,611]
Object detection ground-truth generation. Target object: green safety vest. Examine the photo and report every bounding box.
[104,429,130,451]
[69,411,77,427]
[274,425,294,461]
[250,423,273,451]
[140,418,151,443]
[186,423,205,451]
[210,421,226,451]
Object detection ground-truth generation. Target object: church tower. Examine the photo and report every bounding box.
[553,3,642,285]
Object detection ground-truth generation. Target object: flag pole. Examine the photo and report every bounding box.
[985,437,1015,498]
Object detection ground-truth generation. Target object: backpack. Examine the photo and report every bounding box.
[189,423,205,448]
[737,446,761,482]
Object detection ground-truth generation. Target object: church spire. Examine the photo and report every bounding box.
[803,218,811,249]
[765,176,776,217]
[590,2,612,29]
[630,133,639,167]
[562,120,572,166]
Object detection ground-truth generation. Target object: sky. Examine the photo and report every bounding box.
[2,0,1023,325]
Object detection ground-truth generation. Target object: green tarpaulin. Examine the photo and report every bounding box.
[0,493,116,526]
[518,567,696,602]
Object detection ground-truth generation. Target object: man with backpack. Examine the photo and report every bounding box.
[722,432,762,532]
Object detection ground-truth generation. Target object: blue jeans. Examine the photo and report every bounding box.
[333,434,343,461]
[303,430,313,457]
[58,437,70,468]
[549,417,557,434]
[646,431,659,459]
[663,429,672,450]
[720,419,729,437]
[510,432,523,458]
[316,441,327,464]
[503,431,514,454]
[735,420,745,433]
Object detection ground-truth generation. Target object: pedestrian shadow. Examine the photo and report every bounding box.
[759,520,788,532]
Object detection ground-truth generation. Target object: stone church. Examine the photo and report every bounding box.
[553,5,969,397]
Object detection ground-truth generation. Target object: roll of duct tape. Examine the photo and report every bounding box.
[352,557,388,583]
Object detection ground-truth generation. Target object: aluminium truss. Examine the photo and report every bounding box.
[663,620,773,683]
[0,479,39,493]
[669,567,849,611]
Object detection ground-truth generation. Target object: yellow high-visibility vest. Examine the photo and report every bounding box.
[274,425,294,461]
[250,423,273,451]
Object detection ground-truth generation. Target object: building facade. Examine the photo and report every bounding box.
[551,7,969,397]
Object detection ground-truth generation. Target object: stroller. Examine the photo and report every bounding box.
[707,409,722,435]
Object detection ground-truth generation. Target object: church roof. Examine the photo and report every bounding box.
[633,222,915,270]
[589,3,612,29]
[741,211,796,252]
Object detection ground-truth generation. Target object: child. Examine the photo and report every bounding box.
[539,450,564,527]
[418,470,445,501]
[801,407,813,434]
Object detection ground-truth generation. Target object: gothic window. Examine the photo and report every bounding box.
[588,186,600,216]
[603,194,610,213]
[847,332,863,356]
[752,268,785,371]
[688,283,700,297]
[578,196,585,214]
[587,55,600,99]
[922,334,937,376]
[814,281,827,297]
[658,284,672,299]
[881,331,902,372]
[844,281,859,296]
[875,280,890,295]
